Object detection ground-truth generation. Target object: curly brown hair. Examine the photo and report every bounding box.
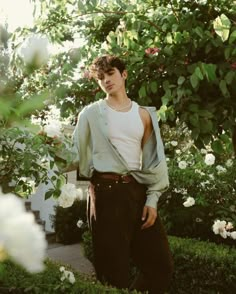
[89,55,126,79]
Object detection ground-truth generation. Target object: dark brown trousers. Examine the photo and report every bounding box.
[88,176,173,294]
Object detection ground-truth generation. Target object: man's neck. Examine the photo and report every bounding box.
[106,90,129,105]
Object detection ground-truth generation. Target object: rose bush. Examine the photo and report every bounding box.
[159,123,236,245]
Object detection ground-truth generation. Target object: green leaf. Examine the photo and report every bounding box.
[189,113,199,127]
[138,85,146,98]
[16,94,47,117]
[219,80,229,97]
[174,32,182,44]
[190,74,199,88]
[195,67,203,80]
[163,80,169,92]
[225,71,235,84]
[211,140,224,154]
[188,104,199,112]
[157,105,167,122]
[177,76,185,85]
[213,14,231,42]
[45,190,54,200]
[229,30,236,44]
[200,119,213,134]
[50,160,54,170]
[195,27,203,38]
[166,33,173,44]
[161,95,170,106]
[201,63,217,81]
[224,47,231,59]
[191,128,200,140]
[198,110,214,118]
[163,46,173,56]
[220,133,231,143]
[150,81,158,93]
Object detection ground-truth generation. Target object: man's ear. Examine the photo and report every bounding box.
[122,70,128,79]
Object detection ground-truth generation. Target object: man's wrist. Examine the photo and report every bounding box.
[145,194,158,209]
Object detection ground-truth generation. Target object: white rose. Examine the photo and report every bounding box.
[68,271,76,284]
[216,165,227,174]
[170,140,178,146]
[77,219,84,228]
[178,160,187,169]
[226,159,233,167]
[204,153,215,166]
[212,220,227,238]
[230,231,236,240]
[226,222,234,230]
[0,190,47,272]
[61,270,75,284]
[58,183,78,208]
[200,148,207,154]
[183,197,195,207]
[18,33,50,67]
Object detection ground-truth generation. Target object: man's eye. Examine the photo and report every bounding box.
[97,74,104,80]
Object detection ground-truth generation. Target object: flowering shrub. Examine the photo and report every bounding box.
[159,124,236,245]
[0,29,79,277]
[0,126,74,199]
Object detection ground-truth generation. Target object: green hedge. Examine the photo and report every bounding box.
[1,234,235,293]
[0,259,140,294]
[83,231,236,294]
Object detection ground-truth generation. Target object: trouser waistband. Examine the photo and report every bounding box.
[92,171,136,184]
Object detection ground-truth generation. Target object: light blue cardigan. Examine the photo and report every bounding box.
[72,99,169,208]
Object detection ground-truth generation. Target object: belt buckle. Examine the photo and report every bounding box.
[120,175,129,183]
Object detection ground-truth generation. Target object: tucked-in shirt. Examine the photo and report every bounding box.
[72,99,169,208]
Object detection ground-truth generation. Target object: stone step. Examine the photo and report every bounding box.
[24,201,31,211]
[37,219,46,230]
[32,209,40,220]
[46,231,56,244]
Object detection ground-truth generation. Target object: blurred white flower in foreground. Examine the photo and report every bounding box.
[58,183,82,208]
[18,33,50,67]
[204,153,215,166]
[43,119,62,138]
[178,160,187,169]
[60,266,75,284]
[0,189,47,272]
[183,197,195,207]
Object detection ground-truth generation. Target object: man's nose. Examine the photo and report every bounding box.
[104,75,111,83]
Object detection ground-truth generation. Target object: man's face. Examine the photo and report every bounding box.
[96,67,127,95]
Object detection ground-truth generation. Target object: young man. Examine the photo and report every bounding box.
[72,55,173,293]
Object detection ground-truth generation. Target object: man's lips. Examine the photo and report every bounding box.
[106,85,113,90]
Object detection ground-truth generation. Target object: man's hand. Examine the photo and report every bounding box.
[141,205,157,230]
